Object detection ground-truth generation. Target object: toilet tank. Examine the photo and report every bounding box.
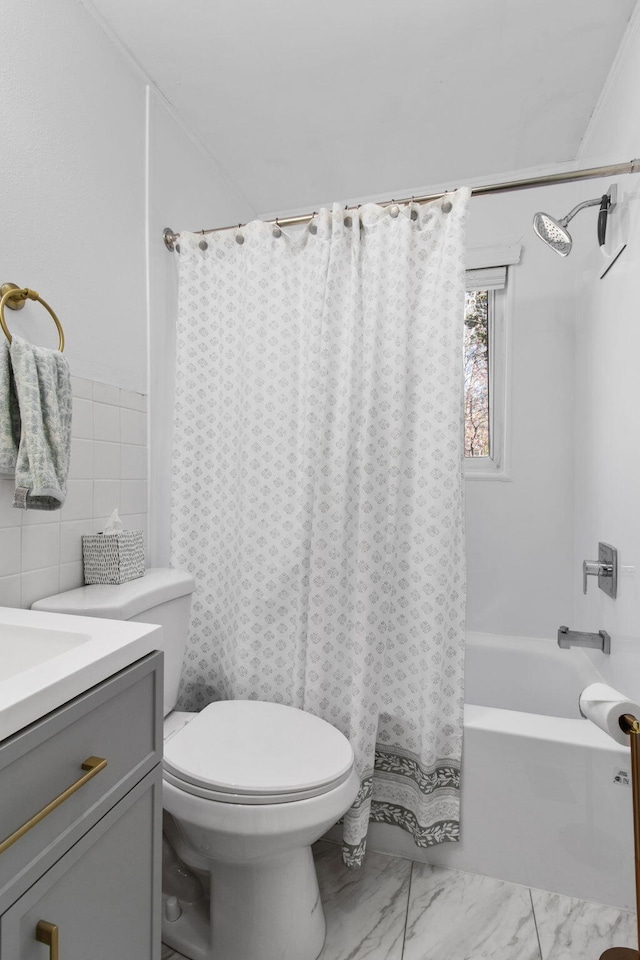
[32,568,195,717]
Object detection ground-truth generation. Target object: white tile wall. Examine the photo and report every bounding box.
[0,376,148,608]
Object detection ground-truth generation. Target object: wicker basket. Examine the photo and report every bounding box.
[82,531,145,585]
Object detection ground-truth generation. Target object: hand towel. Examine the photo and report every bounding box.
[0,341,20,477]
[10,335,72,510]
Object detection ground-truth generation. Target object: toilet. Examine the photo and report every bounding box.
[34,568,359,960]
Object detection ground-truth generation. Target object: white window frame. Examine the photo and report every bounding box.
[463,245,519,481]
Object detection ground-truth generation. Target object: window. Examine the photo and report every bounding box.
[463,265,509,478]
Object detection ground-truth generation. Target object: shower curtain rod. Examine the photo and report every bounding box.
[162,157,640,251]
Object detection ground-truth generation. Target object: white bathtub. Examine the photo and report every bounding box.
[364,632,635,909]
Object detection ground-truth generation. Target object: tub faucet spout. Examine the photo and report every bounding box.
[557,625,611,655]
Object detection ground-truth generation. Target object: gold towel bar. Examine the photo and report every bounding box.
[0,283,65,352]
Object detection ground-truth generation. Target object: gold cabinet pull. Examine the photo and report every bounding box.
[36,920,59,960]
[0,757,107,856]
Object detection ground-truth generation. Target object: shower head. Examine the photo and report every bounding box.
[532,185,618,258]
[533,212,572,256]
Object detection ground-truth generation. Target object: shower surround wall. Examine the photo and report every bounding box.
[570,8,640,702]
[462,184,580,640]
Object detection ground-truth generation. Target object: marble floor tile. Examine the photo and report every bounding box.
[403,862,541,960]
[531,888,637,960]
[163,856,639,960]
[313,840,412,960]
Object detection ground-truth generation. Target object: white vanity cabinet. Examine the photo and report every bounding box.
[0,652,163,960]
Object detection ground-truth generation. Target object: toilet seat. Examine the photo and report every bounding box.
[163,700,354,805]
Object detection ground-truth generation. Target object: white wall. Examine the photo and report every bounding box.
[0,1,147,393]
[570,10,640,698]
[0,0,150,607]
[0,0,251,607]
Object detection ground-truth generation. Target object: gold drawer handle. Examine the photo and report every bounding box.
[0,756,107,856]
[36,920,59,960]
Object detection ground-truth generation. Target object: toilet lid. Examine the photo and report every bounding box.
[163,700,354,803]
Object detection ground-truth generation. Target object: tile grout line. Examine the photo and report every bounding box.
[399,859,414,960]
[529,887,544,960]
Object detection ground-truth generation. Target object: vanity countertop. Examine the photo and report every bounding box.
[0,605,161,742]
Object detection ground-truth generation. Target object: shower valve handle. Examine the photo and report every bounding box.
[583,560,612,593]
[582,543,618,598]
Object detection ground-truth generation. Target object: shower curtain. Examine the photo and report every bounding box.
[171,191,469,866]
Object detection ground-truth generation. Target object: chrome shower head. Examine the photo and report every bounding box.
[533,186,618,258]
[533,212,572,256]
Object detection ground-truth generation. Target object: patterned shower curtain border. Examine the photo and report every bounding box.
[341,750,461,867]
[374,747,461,796]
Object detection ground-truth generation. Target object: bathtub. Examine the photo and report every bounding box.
[364,632,635,909]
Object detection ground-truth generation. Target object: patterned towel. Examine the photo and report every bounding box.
[0,341,20,477]
[10,336,72,510]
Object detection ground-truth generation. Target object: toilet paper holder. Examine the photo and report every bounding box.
[580,685,640,958]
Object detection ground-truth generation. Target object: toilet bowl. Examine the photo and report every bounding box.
[163,701,359,960]
[33,569,358,960]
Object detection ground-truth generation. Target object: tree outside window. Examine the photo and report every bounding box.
[464,289,489,458]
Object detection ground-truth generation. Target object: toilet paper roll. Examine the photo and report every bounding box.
[579,682,640,746]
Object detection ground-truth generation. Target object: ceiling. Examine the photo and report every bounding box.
[88,0,637,215]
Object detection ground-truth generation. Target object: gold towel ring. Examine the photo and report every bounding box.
[0,285,64,352]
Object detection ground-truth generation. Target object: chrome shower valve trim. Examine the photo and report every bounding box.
[583,542,618,599]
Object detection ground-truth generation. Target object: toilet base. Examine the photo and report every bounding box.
[211,843,326,960]
[164,843,326,960]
